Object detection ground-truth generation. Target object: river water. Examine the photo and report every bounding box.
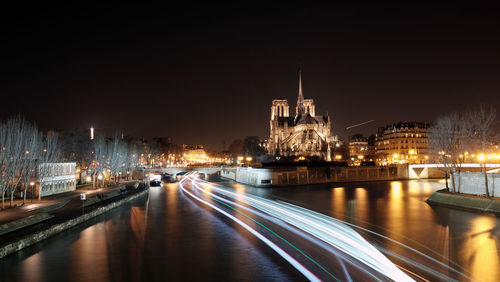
[1,179,499,281]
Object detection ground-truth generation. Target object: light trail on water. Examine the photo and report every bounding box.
[179,173,470,281]
[190,178,412,281]
[178,176,323,282]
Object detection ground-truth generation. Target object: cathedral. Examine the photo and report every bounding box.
[268,70,337,161]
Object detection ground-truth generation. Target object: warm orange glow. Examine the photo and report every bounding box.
[464,217,500,281]
[391,181,402,197]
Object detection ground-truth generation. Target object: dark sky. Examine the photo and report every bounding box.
[1,7,499,149]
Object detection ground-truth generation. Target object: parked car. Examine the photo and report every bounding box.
[149,180,162,187]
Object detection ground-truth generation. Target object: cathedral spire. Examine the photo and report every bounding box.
[297,68,305,115]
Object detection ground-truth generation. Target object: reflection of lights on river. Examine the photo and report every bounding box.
[390,181,402,198]
[179,177,322,281]
[355,187,367,199]
[332,187,345,216]
[466,217,499,281]
[180,172,474,281]
[182,174,414,282]
[408,181,433,195]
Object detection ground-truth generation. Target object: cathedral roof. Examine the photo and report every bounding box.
[294,113,329,125]
[296,113,319,125]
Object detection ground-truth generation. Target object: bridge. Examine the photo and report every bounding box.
[138,163,500,184]
[141,167,226,180]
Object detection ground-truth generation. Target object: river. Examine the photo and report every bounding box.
[1,179,498,281]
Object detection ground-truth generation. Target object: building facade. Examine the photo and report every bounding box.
[348,134,375,165]
[375,122,431,165]
[37,162,77,199]
[183,144,208,164]
[268,70,337,160]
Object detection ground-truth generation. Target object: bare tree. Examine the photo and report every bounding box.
[0,116,37,207]
[92,134,107,188]
[464,105,496,197]
[429,113,468,193]
[19,132,63,204]
[19,123,41,204]
[60,128,91,183]
[0,119,10,208]
[111,136,130,183]
[43,132,62,163]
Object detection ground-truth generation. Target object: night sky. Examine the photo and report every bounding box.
[1,7,499,149]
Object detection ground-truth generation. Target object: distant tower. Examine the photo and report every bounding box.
[271,99,289,119]
[90,126,94,140]
[296,69,306,116]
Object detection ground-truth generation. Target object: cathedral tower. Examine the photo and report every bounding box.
[296,69,306,116]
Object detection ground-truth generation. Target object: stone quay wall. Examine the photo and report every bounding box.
[222,165,408,187]
[0,189,148,259]
[427,190,500,216]
[449,172,500,197]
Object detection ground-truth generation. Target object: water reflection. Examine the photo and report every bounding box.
[1,184,298,282]
[332,187,346,220]
[18,252,43,282]
[231,179,500,281]
[354,188,368,222]
[2,180,500,281]
[464,216,500,282]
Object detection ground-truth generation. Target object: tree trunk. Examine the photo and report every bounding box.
[484,163,490,197]
[1,190,5,209]
[444,165,449,190]
[10,191,14,207]
[451,170,456,193]
[23,181,28,204]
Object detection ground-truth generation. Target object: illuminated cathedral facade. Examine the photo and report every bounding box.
[268,70,337,161]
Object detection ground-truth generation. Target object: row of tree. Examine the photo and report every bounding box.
[0,116,159,209]
[86,134,141,188]
[429,105,497,196]
[0,116,61,208]
[228,136,267,160]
